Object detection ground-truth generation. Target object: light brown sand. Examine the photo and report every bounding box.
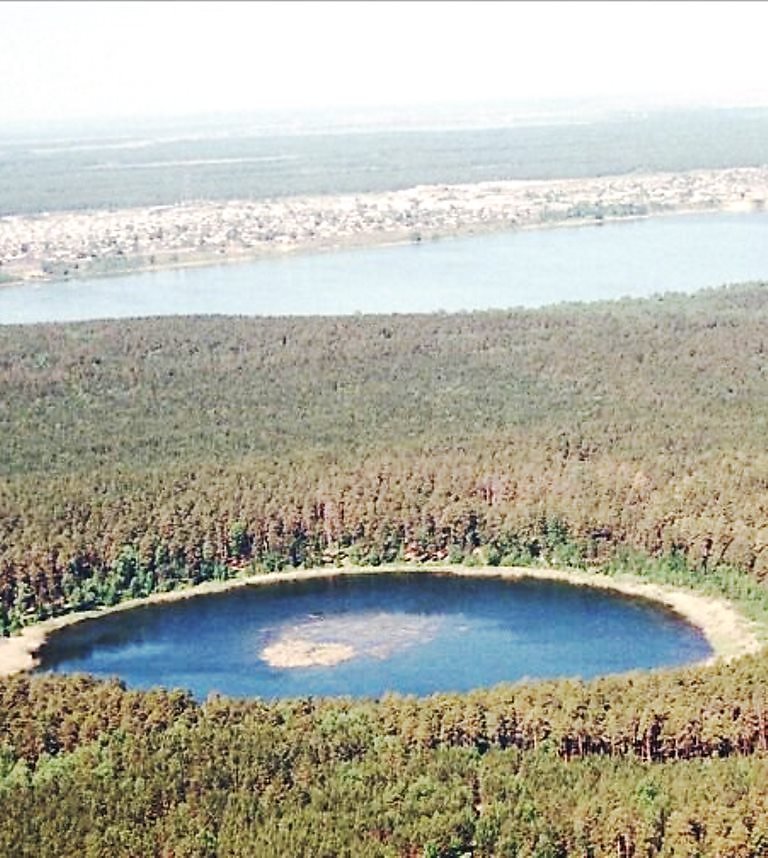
[261,639,356,668]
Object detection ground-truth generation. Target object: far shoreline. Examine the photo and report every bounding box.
[0,204,728,292]
[0,204,739,294]
[0,563,761,679]
[2,165,766,290]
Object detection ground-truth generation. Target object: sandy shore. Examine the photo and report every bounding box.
[2,166,767,286]
[0,563,761,678]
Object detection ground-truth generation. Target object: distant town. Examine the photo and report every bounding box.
[1,166,766,284]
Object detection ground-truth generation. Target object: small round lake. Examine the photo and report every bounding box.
[35,573,711,699]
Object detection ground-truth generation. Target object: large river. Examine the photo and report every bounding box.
[36,573,711,699]
[2,211,768,323]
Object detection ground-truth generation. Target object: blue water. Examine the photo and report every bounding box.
[2,211,767,324]
[36,573,711,699]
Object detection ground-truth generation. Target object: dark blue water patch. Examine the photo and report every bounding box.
[35,573,712,700]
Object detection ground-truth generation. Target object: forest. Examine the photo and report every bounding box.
[2,282,768,853]
[3,106,768,216]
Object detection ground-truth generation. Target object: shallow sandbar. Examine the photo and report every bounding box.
[261,639,355,668]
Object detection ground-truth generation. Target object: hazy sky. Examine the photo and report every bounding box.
[3,0,768,124]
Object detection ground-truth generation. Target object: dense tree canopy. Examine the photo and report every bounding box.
[3,282,768,853]
[4,665,768,855]
[2,283,768,629]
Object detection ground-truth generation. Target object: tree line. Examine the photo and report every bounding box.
[4,283,768,853]
[2,284,768,631]
[3,666,768,855]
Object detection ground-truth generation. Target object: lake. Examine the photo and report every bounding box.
[35,573,711,700]
[2,211,767,324]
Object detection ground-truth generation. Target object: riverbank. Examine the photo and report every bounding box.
[0,563,761,678]
[2,166,767,286]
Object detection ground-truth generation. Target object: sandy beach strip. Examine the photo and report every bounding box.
[0,563,761,679]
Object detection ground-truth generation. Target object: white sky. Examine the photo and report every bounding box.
[2,0,768,125]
